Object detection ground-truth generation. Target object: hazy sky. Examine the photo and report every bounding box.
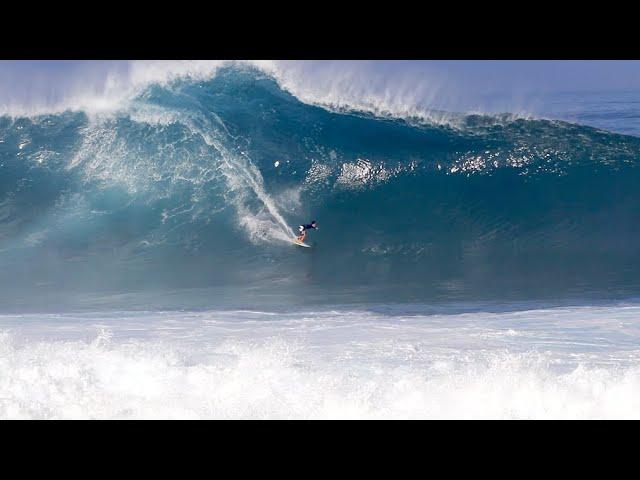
[408,60,640,93]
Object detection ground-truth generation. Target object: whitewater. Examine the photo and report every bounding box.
[2,61,640,419]
[2,303,640,419]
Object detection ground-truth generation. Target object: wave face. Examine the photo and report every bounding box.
[2,64,640,305]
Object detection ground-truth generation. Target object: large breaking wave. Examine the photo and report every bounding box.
[2,64,640,305]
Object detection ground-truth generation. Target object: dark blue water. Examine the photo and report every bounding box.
[537,90,640,137]
[1,65,640,310]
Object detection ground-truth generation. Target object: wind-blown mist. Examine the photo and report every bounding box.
[4,61,640,124]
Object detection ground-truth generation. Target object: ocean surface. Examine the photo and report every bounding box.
[1,63,640,419]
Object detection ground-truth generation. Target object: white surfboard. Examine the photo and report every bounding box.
[292,238,311,248]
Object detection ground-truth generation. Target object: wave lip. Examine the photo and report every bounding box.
[0,60,534,129]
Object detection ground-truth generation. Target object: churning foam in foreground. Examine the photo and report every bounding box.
[2,304,640,419]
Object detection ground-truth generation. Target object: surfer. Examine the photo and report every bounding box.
[297,220,318,243]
